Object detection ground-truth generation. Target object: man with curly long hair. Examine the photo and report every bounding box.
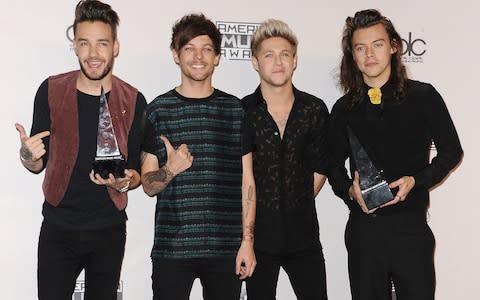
[328,9,463,300]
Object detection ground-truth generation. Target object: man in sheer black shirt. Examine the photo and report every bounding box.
[242,19,329,300]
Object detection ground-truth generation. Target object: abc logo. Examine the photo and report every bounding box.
[402,32,426,57]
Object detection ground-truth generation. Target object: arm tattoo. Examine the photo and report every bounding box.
[140,151,148,165]
[245,185,254,219]
[146,165,174,185]
[242,185,255,241]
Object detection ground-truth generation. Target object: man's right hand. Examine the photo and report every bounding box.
[349,171,378,214]
[15,123,49,170]
[140,136,193,197]
[161,135,193,175]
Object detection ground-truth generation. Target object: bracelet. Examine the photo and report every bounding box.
[117,180,130,193]
[20,154,36,164]
[20,153,40,164]
[242,235,254,242]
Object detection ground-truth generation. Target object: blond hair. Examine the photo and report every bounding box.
[251,19,298,57]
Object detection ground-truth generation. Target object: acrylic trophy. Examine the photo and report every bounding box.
[92,87,126,179]
[347,126,393,210]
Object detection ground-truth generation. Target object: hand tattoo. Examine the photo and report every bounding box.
[20,146,33,161]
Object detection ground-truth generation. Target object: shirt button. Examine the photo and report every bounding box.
[274,132,279,136]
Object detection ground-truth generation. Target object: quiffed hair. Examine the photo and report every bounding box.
[251,19,298,57]
[73,0,119,40]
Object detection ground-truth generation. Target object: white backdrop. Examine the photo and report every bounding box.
[1,0,477,299]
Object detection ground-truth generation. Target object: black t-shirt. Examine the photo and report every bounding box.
[31,79,147,230]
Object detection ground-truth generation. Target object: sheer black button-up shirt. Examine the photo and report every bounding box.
[242,86,329,254]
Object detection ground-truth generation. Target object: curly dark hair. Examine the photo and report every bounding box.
[339,9,407,106]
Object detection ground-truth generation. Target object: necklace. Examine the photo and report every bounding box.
[270,111,290,138]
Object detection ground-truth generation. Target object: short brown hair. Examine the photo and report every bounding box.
[170,14,221,55]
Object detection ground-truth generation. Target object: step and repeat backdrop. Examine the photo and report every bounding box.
[1,0,477,299]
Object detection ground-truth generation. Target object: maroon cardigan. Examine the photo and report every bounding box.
[42,70,137,210]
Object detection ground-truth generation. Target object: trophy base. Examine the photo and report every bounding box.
[92,155,126,179]
[362,181,394,210]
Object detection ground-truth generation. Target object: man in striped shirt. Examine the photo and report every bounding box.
[141,14,256,300]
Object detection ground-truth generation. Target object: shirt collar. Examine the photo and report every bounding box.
[252,84,300,107]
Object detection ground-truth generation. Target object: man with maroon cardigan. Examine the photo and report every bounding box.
[15,1,146,299]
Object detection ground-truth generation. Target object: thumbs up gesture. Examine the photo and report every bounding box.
[15,123,50,171]
[15,123,50,161]
[161,135,193,176]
